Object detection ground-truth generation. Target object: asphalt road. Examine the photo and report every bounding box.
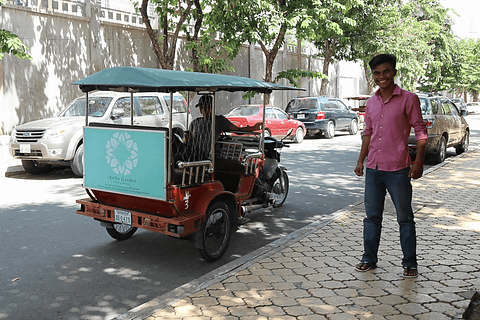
[1,115,480,320]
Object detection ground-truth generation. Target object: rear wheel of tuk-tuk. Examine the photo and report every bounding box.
[196,201,232,262]
[106,224,138,240]
[272,170,289,208]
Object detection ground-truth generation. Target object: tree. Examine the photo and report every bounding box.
[137,0,194,70]
[218,0,305,104]
[0,0,32,60]
[297,0,364,95]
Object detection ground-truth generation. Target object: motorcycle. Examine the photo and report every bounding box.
[240,128,292,215]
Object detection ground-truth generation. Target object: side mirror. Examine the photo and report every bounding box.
[288,114,293,119]
[111,108,124,119]
[461,110,468,117]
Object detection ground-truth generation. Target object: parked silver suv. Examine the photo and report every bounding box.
[9,91,190,177]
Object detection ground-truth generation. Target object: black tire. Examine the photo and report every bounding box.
[70,144,84,177]
[348,119,358,135]
[324,121,335,139]
[293,127,304,143]
[21,160,52,175]
[272,170,289,208]
[455,131,469,155]
[433,136,447,164]
[196,201,232,262]
[106,224,138,241]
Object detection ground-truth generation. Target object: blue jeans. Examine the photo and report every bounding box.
[362,167,417,268]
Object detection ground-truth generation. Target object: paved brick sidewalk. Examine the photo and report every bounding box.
[115,149,480,320]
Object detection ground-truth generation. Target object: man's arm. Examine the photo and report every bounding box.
[409,138,427,179]
[354,135,371,177]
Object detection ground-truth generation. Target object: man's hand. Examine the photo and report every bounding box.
[354,162,364,177]
[408,162,423,179]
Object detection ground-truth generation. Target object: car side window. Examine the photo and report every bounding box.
[164,95,187,113]
[442,101,453,115]
[325,102,339,110]
[138,96,163,115]
[420,99,430,115]
[274,108,288,120]
[430,100,440,114]
[265,108,276,119]
[336,101,348,110]
[448,102,459,116]
[113,97,142,118]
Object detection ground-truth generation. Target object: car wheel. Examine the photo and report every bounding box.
[348,119,358,135]
[70,144,84,177]
[196,201,232,262]
[21,160,52,175]
[293,127,304,143]
[324,121,335,139]
[455,131,469,155]
[433,136,447,164]
[106,224,138,241]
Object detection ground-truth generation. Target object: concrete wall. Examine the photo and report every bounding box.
[0,1,367,135]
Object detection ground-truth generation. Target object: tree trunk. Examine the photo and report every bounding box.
[363,61,375,94]
[473,90,479,102]
[191,0,203,72]
[139,0,193,70]
[319,38,336,96]
[258,24,287,105]
[140,0,165,69]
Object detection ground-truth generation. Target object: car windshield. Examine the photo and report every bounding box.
[286,99,318,111]
[59,97,113,117]
[226,106,260,117]
[163,95,187,113]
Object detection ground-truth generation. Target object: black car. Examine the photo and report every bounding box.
[408,93,469,164]
[285,96,359,139]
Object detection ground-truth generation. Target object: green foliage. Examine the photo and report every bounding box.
[0,29,32,60]
[0,2,32,60]
[275,68,326,88]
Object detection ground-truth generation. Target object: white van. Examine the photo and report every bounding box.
[9,92,190,177]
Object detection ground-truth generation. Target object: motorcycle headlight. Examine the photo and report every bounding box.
[44,128,67,139]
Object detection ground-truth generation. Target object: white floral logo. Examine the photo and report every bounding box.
[106,132,139,175]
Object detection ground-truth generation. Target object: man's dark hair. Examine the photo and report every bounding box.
[369,54,397,71]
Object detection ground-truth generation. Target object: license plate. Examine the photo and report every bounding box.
[20,144,31,153]
[297,114,305,119]
[114,209,132,225]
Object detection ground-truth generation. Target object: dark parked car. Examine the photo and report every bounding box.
[285,96,359,139]
[408,93,469,164]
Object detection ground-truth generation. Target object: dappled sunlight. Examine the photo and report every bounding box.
[103,267,149,281]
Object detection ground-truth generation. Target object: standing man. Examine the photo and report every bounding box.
[354,54,427,278]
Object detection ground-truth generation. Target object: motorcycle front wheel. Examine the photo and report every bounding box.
[272,170,289,207]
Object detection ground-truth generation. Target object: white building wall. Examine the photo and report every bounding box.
[0,1,366,134]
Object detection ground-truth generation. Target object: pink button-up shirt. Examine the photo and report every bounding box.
[363,85,427,171]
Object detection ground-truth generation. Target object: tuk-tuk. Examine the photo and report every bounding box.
[74,67,301,262]
[346,94,371,131]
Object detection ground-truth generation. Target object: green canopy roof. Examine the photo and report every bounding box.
[73,67,304,93]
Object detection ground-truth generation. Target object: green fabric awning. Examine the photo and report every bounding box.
[73,67,304,93]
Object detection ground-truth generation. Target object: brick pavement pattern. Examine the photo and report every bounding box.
[125,150,480,320]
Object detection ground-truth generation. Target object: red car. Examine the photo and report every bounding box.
[226,105,306,143]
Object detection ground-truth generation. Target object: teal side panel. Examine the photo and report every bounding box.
[84,127,166,200]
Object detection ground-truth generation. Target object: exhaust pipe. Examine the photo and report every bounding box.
[241,204,267,215]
